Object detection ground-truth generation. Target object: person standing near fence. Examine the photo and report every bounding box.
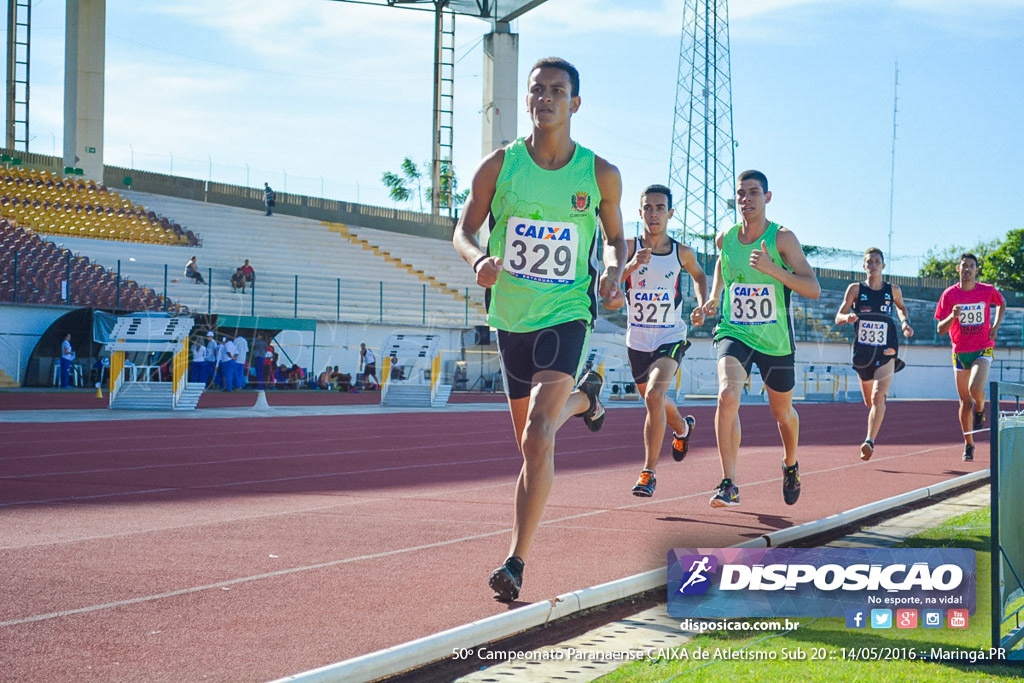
[191,336,207,384]
[59,333,75,388]
[934,252,1006,462]
[233,333,249,389]
[251,333,268,389]
[452,57,627,602]
[264,183,276,216]
[205,332,219,389]
[359,343,378,390]
[833,247,914,461]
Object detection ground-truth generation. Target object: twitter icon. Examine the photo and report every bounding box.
[871,609,892,629]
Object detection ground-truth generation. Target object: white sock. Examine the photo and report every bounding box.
[674,422,689,439]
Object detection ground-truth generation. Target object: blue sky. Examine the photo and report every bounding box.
[10,0,1024,275]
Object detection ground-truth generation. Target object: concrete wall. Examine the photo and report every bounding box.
[0,304,75,382]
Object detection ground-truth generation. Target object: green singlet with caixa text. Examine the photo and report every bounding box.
[486,138,601,333]
[713,221,795,356]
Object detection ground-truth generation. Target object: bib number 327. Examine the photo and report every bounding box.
[729,283,777,325]
[503,217,579,284]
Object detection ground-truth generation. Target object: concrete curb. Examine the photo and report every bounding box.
[270,470,989,683]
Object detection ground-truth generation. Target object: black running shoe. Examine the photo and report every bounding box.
[671,415,696,462]
[973,411,985,430]
[632,469,657,497]
[488,555,525,602]
[962,444,975,462]
[575,371,605,432]
[709,478,740,508]
[782,462,801,505]
[860,439,874,461]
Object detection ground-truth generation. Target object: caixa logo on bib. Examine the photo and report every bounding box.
[667,548,975,618]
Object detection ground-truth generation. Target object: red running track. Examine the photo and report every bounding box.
[0,400,986,682]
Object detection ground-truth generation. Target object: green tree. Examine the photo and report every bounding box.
[981,228,1024,293]
[427,159,468,211]
[384,157,468,213]
[381,157,423,210]
[918,239,998,280]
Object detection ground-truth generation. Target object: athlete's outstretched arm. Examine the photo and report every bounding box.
[835,283,859,325]
[594,156,626,310]
[755,228,821,300]
[453,149,504,288]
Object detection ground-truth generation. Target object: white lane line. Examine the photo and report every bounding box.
[0,444,967,626]
[0,526,513,628]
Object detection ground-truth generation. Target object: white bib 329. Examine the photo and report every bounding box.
[503,217,579,284]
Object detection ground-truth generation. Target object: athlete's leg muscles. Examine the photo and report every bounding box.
[968,357,991,421]
[507,370,575,561]
[715,356,747,481]
[867,362,895,441]
[766,387,799,467]
[638,357,680,472]
[953,368,974,445]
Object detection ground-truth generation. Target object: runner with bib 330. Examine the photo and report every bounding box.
[701,170,820,509]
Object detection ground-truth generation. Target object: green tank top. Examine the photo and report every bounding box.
[713,221,795,356]
[486,138,601,332]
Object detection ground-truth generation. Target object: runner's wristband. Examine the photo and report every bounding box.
[473,255,489,273]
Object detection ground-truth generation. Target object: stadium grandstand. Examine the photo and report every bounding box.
[2,148,1022,397]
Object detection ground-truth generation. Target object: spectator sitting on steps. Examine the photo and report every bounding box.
[230,268,247,294]
[185,256,205,285]
[239,259,255,285]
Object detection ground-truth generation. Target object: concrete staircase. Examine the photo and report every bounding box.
[381,383,451,408]
[109,381,204,410]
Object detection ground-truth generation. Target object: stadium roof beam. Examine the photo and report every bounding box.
[329,0,548,215]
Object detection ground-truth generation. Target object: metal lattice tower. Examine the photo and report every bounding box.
[668,0,736,261]
[5,0,31,151]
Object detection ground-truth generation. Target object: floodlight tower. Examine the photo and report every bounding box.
[668,0,737,263]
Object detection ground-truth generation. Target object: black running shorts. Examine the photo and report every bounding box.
[496,320,589,400]
[715,336,795,393]
[627,340,691,385]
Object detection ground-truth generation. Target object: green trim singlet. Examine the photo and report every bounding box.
[485,138,601,333]
[713,221,795,356]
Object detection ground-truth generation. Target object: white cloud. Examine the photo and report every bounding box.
[514,0,684,38]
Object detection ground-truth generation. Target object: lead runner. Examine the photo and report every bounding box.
[701,170,820,508]
[453,57,627,601]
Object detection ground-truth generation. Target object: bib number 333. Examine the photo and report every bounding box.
[503,217,579,284]
[729,283,777,325]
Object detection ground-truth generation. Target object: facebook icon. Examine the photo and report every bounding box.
[845,609,866,629]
